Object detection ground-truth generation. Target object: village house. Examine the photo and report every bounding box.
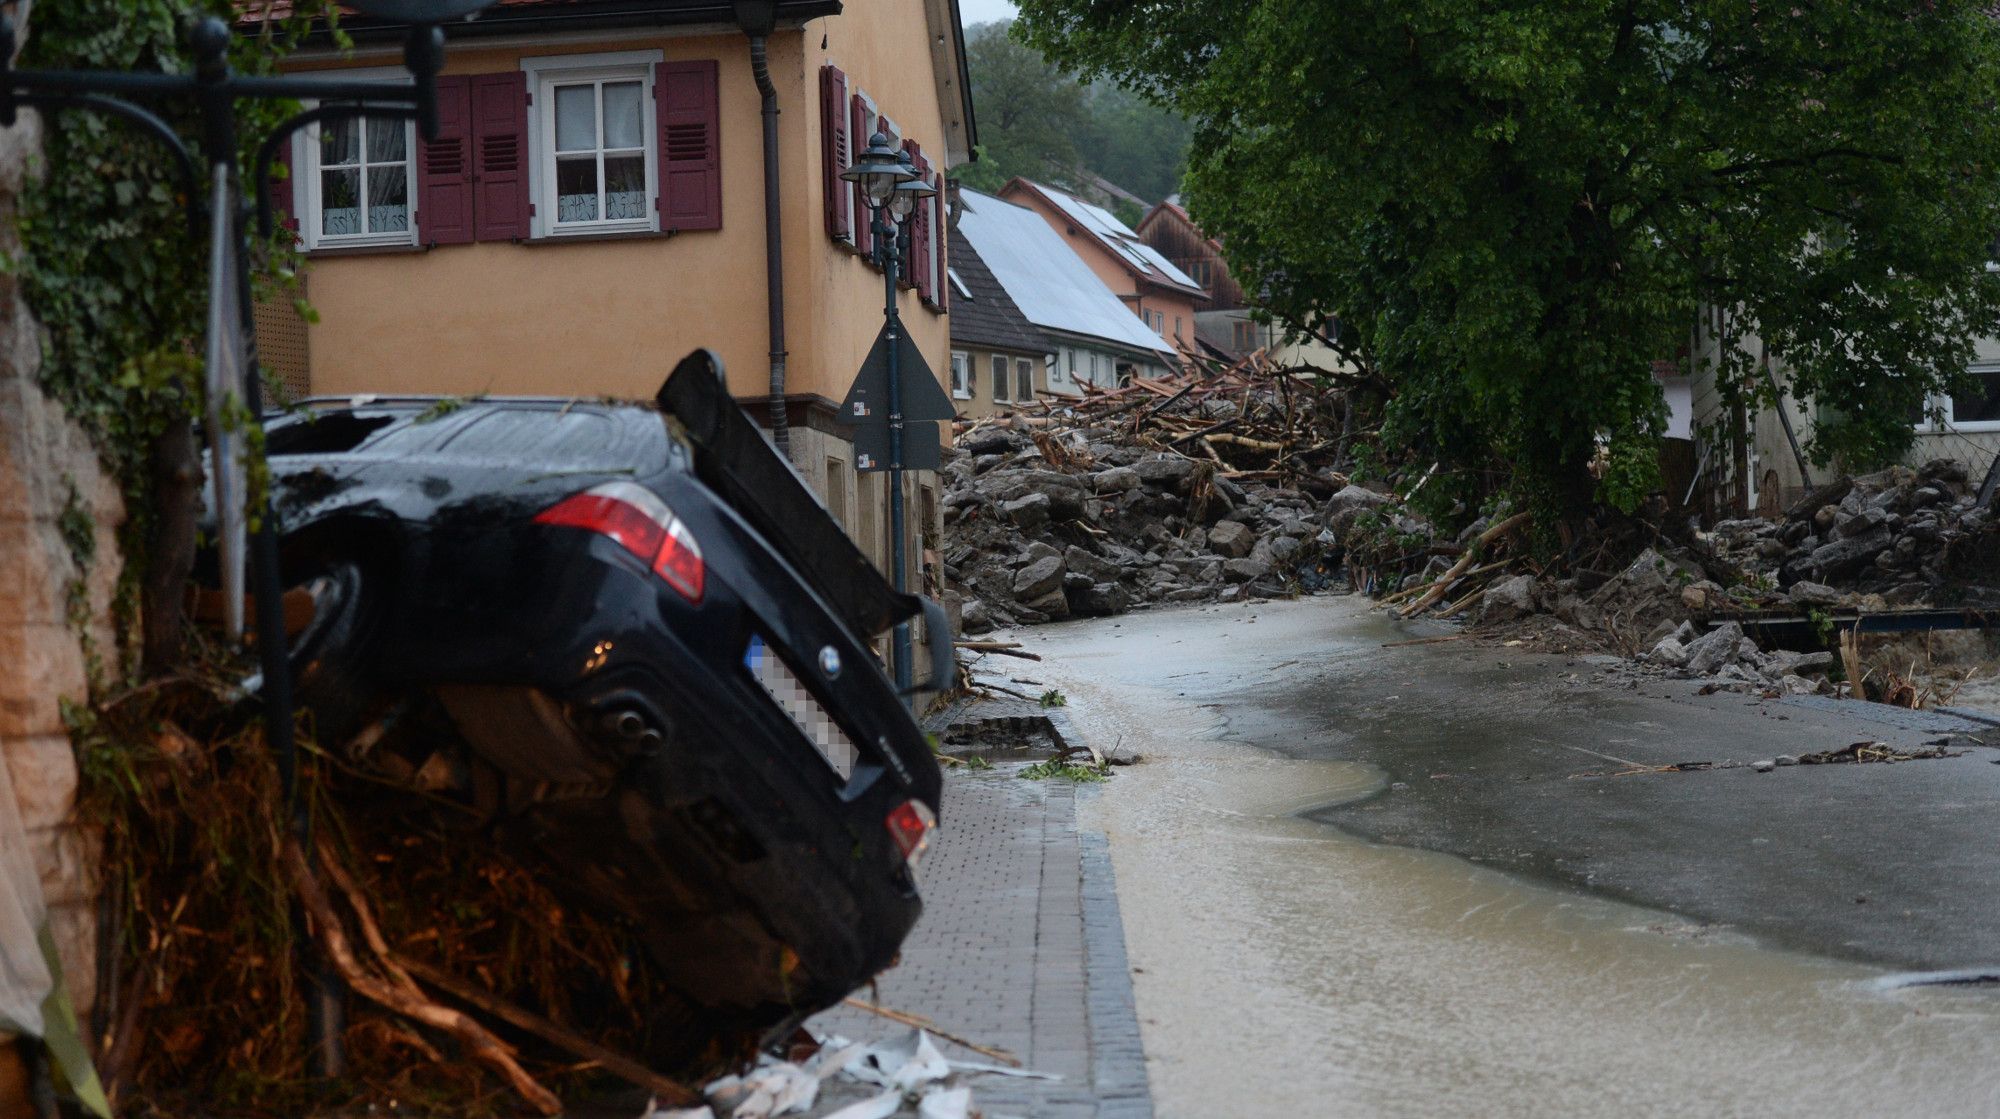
[953,187,1174,393]
[252,0,974,586]
[1135,200,1346,372]
[1686,310,2000,515]
[998,178,1205,358]
[944,225,1052,418]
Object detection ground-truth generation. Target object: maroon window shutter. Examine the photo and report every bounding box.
[850,92,870,253]
[471,72,529,242]
[820,64,851,244]
[417,75,474,246]
[657,60,721,232]
[269,139,299,241]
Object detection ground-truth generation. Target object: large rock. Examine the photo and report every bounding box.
[1222,557,1272,583]
[1322,484,1390,534]
[1207,520,1256,558]
[1000,492,1050,528]
[1012,555,1065,600]
[960,598,992,634]
[1787,580,1841,607]
[1092,466,1140,494]
[1131,456,1200,491]
[1794,525,1893,582]
[1067,581,1130,616]
[1684,621,1747,675]
[1479,574,1538,624]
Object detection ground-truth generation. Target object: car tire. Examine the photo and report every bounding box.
[287,560,382,749]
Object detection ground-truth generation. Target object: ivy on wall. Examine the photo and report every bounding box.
[15,0,332,670]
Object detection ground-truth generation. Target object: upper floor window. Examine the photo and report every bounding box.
[548,74,653,230]
[314,115,414,245]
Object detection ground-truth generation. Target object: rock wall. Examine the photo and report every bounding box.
[0,105,123,1027]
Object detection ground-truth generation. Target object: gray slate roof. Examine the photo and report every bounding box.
[947,227,1051,357]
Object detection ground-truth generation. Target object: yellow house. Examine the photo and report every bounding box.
[255,0,974,584]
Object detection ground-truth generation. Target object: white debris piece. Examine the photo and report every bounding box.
[640,1105,714,1119]
[916,1086,971,1119]
[819,1091,903,1119]
[703,1057,821,1119]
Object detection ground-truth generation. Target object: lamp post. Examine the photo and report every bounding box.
[840,129,934,694]
[0,1,490,1076]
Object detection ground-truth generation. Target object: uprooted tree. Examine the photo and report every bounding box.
[1015,0,2000,527]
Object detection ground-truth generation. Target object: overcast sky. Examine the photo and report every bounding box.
[958,0,1019,30]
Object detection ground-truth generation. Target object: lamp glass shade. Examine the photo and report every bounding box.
[887,190,917,220]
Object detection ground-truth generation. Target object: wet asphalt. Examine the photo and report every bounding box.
[1039,595,2000,974]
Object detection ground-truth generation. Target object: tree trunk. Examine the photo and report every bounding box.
[141,418,197,673]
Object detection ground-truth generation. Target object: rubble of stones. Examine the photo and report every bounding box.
[1477,460,1999,696]
[941,426,1351,632]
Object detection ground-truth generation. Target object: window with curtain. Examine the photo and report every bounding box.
[543,70,653,231]
[991,354,1010,402]
[313,115,413,244]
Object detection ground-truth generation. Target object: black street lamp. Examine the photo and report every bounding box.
[0,1,490,1076]
[840,129,934,693]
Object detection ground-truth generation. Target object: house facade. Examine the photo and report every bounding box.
[945,226,1053,417]
[954,188,1174,394]
[998,179,1205,355]
[1687,309,2000,515]
[256,0,973,589]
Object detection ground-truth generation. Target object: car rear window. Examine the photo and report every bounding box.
[433,407,632,469]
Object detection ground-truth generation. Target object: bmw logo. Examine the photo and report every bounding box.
[819,646,842,679]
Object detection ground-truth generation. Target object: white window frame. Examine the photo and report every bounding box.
[1920,360,2000,434]
[948,267,973,301]
[950,350,971,400]
[293,66,418,250]
[991,353,1011,402]
[522,50,663,240]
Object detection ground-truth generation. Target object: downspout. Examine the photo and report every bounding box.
[736,2,789,458]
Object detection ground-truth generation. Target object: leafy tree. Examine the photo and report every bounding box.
[1016,0,2000,524]
[956,20,1088,192]
[1076,83,1192,202]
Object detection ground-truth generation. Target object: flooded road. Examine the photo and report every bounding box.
[1016,597,2000,1117]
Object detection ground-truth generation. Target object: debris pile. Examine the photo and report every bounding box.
[648,1028,1050,1119]
[943,356,1362,631]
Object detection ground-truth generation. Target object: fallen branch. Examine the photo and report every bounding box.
[283,842,564,1115]
[1397,512,1531,618]
[1203,432,1286,454]
[399,958,703,1109]
[840,998,1020,1066]
[956,641,1044,662]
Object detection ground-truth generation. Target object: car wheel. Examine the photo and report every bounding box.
[287,560,382,749]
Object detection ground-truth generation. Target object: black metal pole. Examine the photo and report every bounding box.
[191,14,348,1077]
[876,205,912,695]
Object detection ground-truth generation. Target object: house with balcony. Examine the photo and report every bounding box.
[953,187,1174,394]
[1135,200,1348,372]
[944,225,1052,417]
[250,0,974,588]
[997,178,1205,357]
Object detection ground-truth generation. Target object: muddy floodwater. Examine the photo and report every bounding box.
[1018,597,2000,1118]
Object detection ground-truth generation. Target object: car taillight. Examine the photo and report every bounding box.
[886,799,936,873]
[534,482,705,603]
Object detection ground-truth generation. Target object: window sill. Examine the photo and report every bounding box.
[524,228,675,246]
[307,242,426,259]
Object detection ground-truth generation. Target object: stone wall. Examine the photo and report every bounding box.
[0,105,124,1028]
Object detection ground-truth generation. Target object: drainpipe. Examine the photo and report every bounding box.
[736,1,790,459]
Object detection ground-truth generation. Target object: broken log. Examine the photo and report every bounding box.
[399,958,704,1108]
[955,641,1044,662]
[1396,512,1531,618]
[282,842,564,1115]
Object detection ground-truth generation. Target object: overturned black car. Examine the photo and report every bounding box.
[236,350,947,1044]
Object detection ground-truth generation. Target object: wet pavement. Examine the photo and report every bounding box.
[1018,596,2000,1117]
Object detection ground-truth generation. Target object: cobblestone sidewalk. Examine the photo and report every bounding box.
[805,761,1151,1119]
